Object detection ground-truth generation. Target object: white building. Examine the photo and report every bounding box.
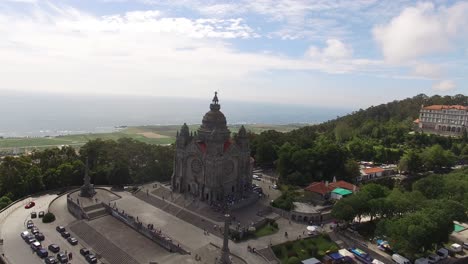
[416,105,468,136]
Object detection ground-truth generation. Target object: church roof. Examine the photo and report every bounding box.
[199,92,230,134]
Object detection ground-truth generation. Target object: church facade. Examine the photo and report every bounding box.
[171,93,253,203]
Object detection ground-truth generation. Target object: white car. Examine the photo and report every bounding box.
[450,243,462,253]
[20,231,30,240]
[272,184,278,189]
[253,175,261,181]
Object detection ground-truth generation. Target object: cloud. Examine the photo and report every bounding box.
[373,2,468,63]
[0,3,386,103]
[306,39,352,60]
[432,80,456,91]
[411,63,442,79]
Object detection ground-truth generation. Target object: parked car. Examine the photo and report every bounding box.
[27,220,34,229]
[427,254,440,263]
[272,184,278,189]
[56,252,69,263]
[80,248,90,256]
[85,253,98,264]
[61,231,70,238]
[25,234,37,244]
[20,230,30,240]
[45,256,58,264]
[39,211,45,218]
[36,248,48,258]
[392,254,411,264]
[436,248,449,259]
[31,227,40,235]
[56,226,66,233]
[450,243,462,253]
[31,211,37,218]
[414,258,429,264]
[463,242,468,250]
[35,232,45,241]
[48,244,60,253]
[67,237,78,245]
[25,201,35,209]
[30,241,41,252]
[253,175,261,181]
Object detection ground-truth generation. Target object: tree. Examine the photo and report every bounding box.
[0,196,12,210]
[413,175,445,199]
[343,159,360,180]
[334,122,353,143]
[399,150,422,174]
[421,145,456,172]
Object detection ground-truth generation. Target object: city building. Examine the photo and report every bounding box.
[171,92,253,203]
[415,105,468,136]
[304,180,358,202]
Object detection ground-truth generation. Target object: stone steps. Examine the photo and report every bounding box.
[87,208,109,220]
[83,203,104,212]
[69,221,139,264]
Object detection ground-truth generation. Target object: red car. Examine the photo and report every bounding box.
[25,201,35,209]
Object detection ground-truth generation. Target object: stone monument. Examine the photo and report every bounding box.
[80,159,96,197]
[217,214,232,264]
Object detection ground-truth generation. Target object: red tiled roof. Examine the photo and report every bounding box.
[422,105,467,111]
[413,118,420,124]
[329,180,358,191]
[363,167,384,174]
[304,182,330,195]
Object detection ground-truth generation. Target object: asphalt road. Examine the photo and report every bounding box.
[1,194,88,264]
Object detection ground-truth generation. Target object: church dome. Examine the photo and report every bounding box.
[198,92,230,142]
[200,92,228,131]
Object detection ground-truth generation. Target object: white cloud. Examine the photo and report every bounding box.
[411,63,442,79]
[432,80,456,91]
[0,4,384,102]
[306,39,352,60]
[3,0,37,2]
[373,2,468,63]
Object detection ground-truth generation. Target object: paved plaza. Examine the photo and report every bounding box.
[0,178,313,264]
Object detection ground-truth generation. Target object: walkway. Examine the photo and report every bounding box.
[69,220,139,264]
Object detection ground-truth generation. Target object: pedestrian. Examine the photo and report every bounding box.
[302,231,305,235]
[284,231,288,238]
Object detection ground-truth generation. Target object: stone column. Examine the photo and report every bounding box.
[217,214,231,264]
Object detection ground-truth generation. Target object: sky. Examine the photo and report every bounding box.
[1,0,467,108]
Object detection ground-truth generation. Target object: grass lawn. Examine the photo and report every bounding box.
[272,235,339,264]
[254,222,279,237]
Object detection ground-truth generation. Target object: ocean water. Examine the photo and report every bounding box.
[0,91,350,137]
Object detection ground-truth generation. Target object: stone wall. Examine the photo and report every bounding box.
[66,195,88,220]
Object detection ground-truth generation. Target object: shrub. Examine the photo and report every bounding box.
[272,221,279,229]
[287,256,300,264]
[42,212,56,223]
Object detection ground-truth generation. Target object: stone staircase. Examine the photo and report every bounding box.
[69,220,139,264]
[83,204,109,220]
[134,191,223,238]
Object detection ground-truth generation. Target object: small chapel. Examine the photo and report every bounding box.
[171,92,253,203]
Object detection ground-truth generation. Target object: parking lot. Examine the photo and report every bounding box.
[1,194,89,264]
